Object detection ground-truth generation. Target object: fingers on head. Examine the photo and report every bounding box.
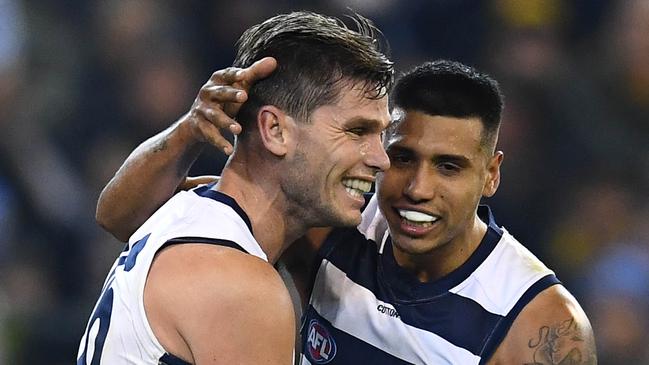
[196,104,229,127]
[200,84,246,103]
[248,57,277,80]
[196,118,234,154]
[195,104,241,134]
[211,67,244,84]
[205,58,276,92]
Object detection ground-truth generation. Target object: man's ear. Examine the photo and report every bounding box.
[483,151,503,198]
[256,105,296,157]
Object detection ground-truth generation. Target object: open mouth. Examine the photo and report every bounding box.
[342,178,372,198]
[397,209,439,228]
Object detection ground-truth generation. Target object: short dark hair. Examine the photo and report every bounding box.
[233,11,394,136]
[391,60,504,148]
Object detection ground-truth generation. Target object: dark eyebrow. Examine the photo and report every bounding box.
[385,144,411,154]
[433,154,471,166]
[344,116,389,132]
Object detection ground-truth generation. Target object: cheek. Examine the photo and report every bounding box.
[377,171,402,197]
[335,145,366,169]
[376,188,394,218]
[445,181,483,208]
[358,141,369,156]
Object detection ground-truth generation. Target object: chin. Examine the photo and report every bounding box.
[392,234,438,256]
[338,210,362,227]
[317,206,361,228]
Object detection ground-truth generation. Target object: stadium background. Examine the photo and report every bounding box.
[0,0,647,363]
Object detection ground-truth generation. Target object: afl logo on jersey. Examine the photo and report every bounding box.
[306,319,337,363]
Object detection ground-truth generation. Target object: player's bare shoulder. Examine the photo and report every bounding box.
[489,285,597,365]
[145,243,295,364]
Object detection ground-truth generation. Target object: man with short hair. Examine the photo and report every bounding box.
[78,11,393,364]
[299,61,596,364]
[94,58,596,363]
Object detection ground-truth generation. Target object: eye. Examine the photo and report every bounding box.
[389,151,413,165]
[347,127,367,136]
[438,162,461,174]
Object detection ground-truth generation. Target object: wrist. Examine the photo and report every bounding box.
[174,114,207,149]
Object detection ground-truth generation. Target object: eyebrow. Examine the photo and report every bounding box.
[344,116,390,131]
[386,145,471,165]
[433,154,471,166]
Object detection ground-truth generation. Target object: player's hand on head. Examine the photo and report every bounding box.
[223,56,277,116]
[183,57,277,155]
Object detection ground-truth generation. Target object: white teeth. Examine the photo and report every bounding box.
[342,178,372,196]
[398,209,437,223]
[345,187,362,198]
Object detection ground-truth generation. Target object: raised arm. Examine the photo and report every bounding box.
[96,58,277,241]
[489,285,597,364]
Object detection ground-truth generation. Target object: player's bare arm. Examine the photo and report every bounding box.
[488,285,597,365]
[145,243,295,364]
[96,57,277,241]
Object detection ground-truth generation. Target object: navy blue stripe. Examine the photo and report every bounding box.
[193,184,253,235]
[301,306,413,364]
[319,227,384,295]
[124,234,150,272]
[478,274,562,364]
[159,352,192,365]
[162,236,247,253]
[395,292,502,356]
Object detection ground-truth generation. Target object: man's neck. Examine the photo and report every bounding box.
[216,160,306,264]
[393,215,487,283]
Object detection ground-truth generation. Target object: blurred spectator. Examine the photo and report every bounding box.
[483,0,578,252]
[581,205,649,364]
[545,180,639,287]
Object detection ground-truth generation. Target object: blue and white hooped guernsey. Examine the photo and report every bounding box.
[300,195,560,365]
[77,184,266,365]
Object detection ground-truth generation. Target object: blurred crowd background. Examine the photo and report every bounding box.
[0,0,647,363]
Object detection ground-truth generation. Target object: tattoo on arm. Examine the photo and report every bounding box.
[151,133,202,178]
[524,318,591,365]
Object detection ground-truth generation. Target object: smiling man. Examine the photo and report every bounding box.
[297,62,595,364]
[77,11,393,365]
[93,60,596,364]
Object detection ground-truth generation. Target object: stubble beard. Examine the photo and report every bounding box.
[282,149,353,229]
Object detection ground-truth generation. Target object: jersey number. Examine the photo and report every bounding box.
[77,234,150,365]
